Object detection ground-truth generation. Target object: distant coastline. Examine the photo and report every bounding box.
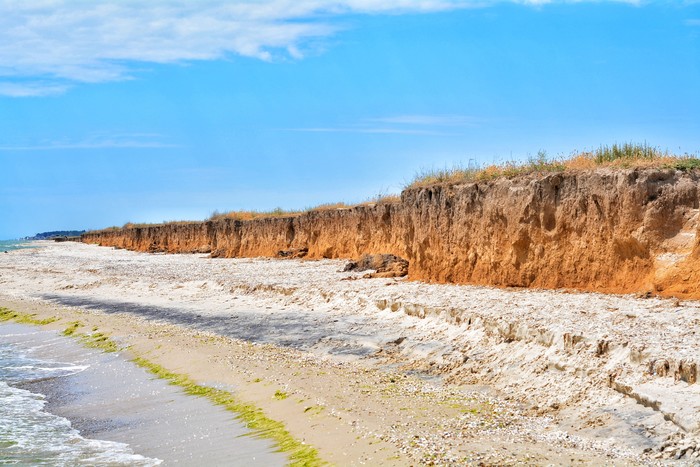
[20,230,86,240]
[25,230,86,241]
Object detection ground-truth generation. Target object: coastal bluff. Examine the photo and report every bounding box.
[82,167,700,298]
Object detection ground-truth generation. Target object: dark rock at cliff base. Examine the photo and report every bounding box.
[277,247,308,259]
[344,254,409,278]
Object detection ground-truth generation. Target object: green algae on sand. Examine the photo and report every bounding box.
[0,306,324,467]
[0,307,58,326]
[132,357,324,467]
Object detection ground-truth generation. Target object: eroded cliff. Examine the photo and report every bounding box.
[82,167,700,298]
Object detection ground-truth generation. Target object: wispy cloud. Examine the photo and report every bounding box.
[284,113,482,135]
[0,0,658,97]
[286,127,444,135]
[0,1,469,97]
[369,114,484,126]
[0,81,71,97]
[685,19,700,26]
[0,133,179,151]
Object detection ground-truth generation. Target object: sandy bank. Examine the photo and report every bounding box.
[83,168,700,299]
[2,242,699,464]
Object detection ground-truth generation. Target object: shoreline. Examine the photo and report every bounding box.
[0,296,635,465]
[1,321,286,466]
[0,297,407,464]
[2,242,699,463]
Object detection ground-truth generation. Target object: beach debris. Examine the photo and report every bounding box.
[277,247,308,258]
[343,254,408,278]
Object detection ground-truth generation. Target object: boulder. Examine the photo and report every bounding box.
[343,254,408,278]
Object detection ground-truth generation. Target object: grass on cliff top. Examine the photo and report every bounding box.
[208,195,400,222]
[88,195,401,233]
[408,143,700,188]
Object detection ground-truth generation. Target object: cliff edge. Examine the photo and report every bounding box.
[82,167,700,298]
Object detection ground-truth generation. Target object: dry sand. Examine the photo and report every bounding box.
[1,241,699,465]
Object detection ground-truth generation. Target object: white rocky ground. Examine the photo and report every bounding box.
[2,241,699,464]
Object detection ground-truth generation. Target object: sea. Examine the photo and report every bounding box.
[0,327,161,466]
[0,322,286,466]
[0,239,36,253]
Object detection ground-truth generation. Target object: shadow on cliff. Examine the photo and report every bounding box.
[40,294,383,358]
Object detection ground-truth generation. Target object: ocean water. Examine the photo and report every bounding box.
[0,239,36,253]
[0,336,161,466]
[0,323,286,466]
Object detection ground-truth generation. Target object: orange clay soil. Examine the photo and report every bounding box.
[83,167,700,299]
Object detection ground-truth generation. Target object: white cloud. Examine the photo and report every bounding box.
[0,0,468,96]
[0,81,70,97]
[0,0,659,96]
[0,133,178,150]
[284,113,482,134]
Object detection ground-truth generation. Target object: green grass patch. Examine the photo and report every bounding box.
[132,357,323,466]
[0,307,58,326]
[674,157,700,171]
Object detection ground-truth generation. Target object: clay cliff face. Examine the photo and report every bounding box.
[82,168,700,298]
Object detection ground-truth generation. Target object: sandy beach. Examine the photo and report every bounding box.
[2,241,699,465]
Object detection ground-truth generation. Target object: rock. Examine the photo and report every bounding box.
[277,247,308,259]
[343,254,409,278]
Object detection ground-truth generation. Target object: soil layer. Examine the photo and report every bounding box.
[83,168,700,298]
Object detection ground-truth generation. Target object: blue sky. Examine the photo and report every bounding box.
[1,0,699,239]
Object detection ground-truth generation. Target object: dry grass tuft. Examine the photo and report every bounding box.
[208,208,301,222]
[407,143,699,189]
[361,193,401,206]
[123,221,200,229]
[306,202,351,211]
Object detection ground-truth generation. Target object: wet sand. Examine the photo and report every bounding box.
[1,322,285,466]
[2,241,699,464]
